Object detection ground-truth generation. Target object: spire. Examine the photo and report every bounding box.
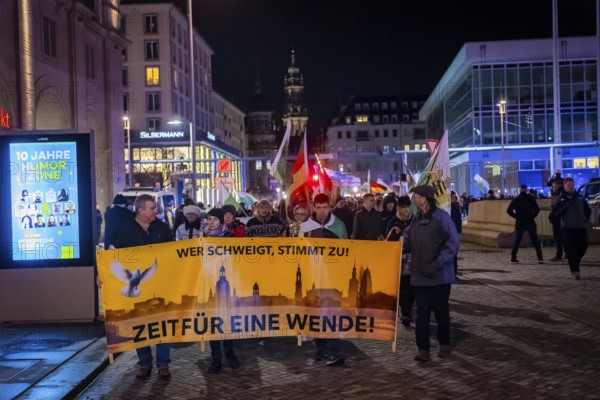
[290,48,296,65]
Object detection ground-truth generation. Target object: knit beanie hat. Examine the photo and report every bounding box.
[207,208,225,224]
[221,204,236,216]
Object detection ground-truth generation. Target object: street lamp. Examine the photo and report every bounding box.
[167,119,196,200]
[497,100,507,194]
[122,116,133,187]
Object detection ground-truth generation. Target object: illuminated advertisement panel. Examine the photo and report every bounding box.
[10,142,80,260]
[0,133,94,268]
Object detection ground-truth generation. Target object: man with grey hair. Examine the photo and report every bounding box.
[112,194,174,379]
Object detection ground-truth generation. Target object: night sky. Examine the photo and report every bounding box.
[124,0,597,136]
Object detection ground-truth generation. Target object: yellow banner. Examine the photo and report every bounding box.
[97,237,402,354]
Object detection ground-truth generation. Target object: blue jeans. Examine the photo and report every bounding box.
[136,344,171,369]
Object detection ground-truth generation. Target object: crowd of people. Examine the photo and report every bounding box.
[96,174,592,379]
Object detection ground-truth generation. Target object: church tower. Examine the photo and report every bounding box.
[283,49,308,136]
[348,263,359,303]
[294,265,303,305]
[215,265,231,308]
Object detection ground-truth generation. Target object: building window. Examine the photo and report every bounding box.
[121,49,127,61]
[390,102,397,110]
[144,14,158,34]
[372,103,379,111]
[402,101,408,108]
[339,164,344,172]
[85,45,95,79]
[354,104,361,111]
[146,92,160,112]
[414,128,425,139]
[381,102,388,110]
[256,160,262,170]
[146,67,160,86]
[393,129,398,137]
[383,130,389,137]
[574,158,586,169]
[173,70,178,88]
[147,118,161,131]
[412,101,419,109]
[362,103,369,111]
[345,116,351,124]
[404,144,410,151]
[391,115,398,123]
[356,115,369,123]
[42,17,56,57]
[337,131,342,139]
[562,159,574,169]
[145,41,159,60]
[415,144,421,150]
[122,68,128,85]
[375,130,379,138]
[266,161,272,170]
[382,115,389,123]
[123,94,129,112]
[373,115,380,123]
[346,131,351,139]
[588,157,599,168]
[403,115,410,122]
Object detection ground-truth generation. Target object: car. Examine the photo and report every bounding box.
[577,178,600,200]
[578,178,600,227]
[118,187,176,224]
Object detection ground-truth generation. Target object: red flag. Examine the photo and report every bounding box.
[217,159,231,174]
[287,133,311,204]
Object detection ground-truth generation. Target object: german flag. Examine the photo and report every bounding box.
[370,181,388,193]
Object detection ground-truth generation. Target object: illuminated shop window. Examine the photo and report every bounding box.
[404,144,410,151]
[574,158,586,169]
[146,67,160,86]
[588,157,599,168]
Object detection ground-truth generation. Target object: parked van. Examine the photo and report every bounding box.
[117,187,176,225]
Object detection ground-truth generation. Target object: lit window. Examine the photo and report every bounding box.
[356,115,369,123]
[173,70,178,88]
[587,157,599,168]
[256,160,262,170]
[404,144,410,151]
[345,116,351,124]
[146,67,160,86]
[415,144,421,150]
[574,158,586,169]
[266,161,272,170]
[339,165,344,172]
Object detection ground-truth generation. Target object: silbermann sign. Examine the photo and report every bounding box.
[132,130,188,144]
[140,131,185,139]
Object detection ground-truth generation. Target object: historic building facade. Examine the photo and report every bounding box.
[0,0,128,211]
[325,96,428,184]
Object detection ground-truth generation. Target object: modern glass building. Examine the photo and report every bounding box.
[420,36,598,196]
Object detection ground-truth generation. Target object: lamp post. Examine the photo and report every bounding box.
[187,0,197,201]
[122,116,133,187]
[497,100,507,194]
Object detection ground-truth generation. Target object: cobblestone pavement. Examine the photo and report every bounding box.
[77,245,600,400]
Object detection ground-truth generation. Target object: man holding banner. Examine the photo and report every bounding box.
[299,193,348,366]
[111,194,174,379]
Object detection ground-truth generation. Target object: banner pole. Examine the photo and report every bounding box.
[392,237,403,353]
[108,353,114,364]
[201,340,206,352]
